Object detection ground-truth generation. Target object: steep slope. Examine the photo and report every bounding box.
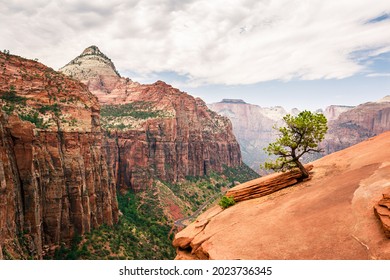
[173,131,390,259]
[0,51,118,259]
[60,47,243,192]
[60,46,141,104]
[208,99,297,173]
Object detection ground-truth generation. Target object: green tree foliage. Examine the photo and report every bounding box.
[263,110,328,178]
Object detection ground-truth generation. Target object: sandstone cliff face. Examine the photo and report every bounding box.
[208,100,296,173]
[374,189,390,238]
[60,47,242,192]
[323,105,354,121]
[0,52,118,259]
[208,98,390,174]
[173,131,390,260]
[323,101,390,154]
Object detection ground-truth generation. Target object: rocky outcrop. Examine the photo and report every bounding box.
[323,105,354,121]
[59,45,128,101]
[60,47,242,192]
[374,190,390,238]
[0,51,118,259]
[226,165,313,202]
[173,131,390,260]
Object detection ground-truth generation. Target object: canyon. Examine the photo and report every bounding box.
[0,51,118,259]
[0,47,252,259]
[2,46,389,260]
[209,97,390,173]
[60,46,243,192]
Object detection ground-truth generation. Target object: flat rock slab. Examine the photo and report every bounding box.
[174,132,390,259]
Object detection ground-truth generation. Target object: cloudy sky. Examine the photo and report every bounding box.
[1,0,390,110]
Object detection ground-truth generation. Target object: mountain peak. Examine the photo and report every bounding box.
[81,45,104,56]
[59,45,120,82]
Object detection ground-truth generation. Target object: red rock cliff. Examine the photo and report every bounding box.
[60,47,242,192]
[323,100,390,154]
[0,52,118,259]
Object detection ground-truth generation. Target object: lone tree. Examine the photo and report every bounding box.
[263,110,328,178]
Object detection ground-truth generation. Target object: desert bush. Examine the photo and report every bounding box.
[218,195,236,209]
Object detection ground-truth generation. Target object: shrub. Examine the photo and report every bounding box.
[218,195,236,209]
[100,102,164,119]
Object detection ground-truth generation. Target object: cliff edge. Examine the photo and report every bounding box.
[173,131,390,259]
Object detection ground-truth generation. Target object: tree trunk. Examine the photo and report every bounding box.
[295,159,309,179]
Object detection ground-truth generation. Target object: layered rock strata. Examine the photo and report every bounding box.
[0,52,118,259]
[226,165,313,202]
[374,190,390,238]
[60,47,242,192]
[207,100,293,173]
[322,100,390,154]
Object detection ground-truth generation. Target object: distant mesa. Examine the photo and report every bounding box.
[219,99,247,104]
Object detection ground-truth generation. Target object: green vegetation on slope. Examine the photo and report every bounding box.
[50,191,175,260]
[49,164,258,260]
[100,102,165,119]
[100,101,171,130]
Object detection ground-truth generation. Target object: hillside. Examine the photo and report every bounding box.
[173,131,390,259]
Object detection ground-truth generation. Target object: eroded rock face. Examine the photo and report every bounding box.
[208,100,292,173]
[323,101,390,154]
[0,52,118,259]
[226,165,313,202]
[374,190,390,238]
[173,132,390,260]
[60,47,242,192]
[323,105,355,121]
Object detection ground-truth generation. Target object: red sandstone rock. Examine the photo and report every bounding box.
[323,101,390,154]
[226,165,313,202]
[0,52,118,259]
[173,132,390,259]
[374,190,390,238]
[60,47,242,193]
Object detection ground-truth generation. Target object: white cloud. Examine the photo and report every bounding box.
[1,0,390,85]
[366,73,390,77]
